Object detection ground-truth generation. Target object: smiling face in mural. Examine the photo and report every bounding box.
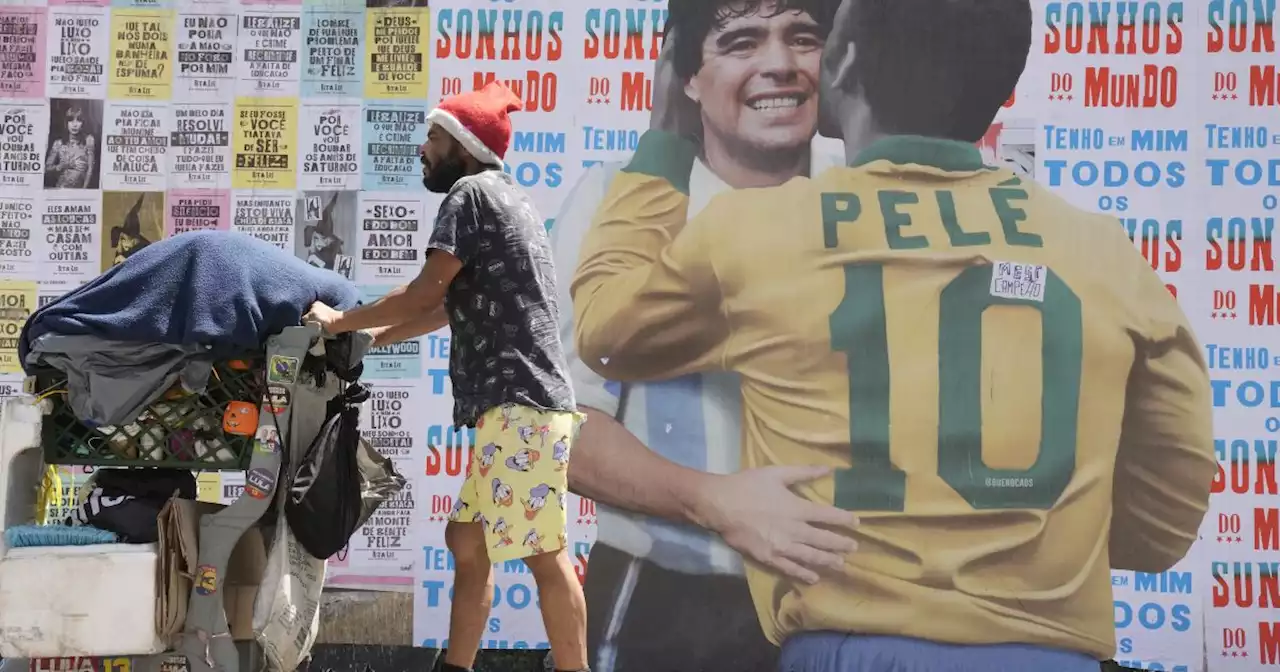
[683,1,825,157]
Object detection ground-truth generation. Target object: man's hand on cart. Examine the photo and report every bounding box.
[303,301,343,334]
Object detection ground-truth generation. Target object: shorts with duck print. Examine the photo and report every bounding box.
[448,403,585,563]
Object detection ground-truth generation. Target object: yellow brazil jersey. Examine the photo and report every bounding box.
[570,131,1215,659]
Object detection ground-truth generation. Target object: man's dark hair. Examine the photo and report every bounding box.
[838,0,1031,143]
[666,0,838,82]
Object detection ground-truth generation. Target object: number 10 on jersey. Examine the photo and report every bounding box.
[829,262,1083,512]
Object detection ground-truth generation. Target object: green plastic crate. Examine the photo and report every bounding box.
[33,357,266,470]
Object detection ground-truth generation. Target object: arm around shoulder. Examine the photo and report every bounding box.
[1110,273,1215,572]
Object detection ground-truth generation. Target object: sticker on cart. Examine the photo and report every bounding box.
[196,565,218,595]
[245,467,276,499]
[264,385,291,415]
[222,400,259,436]
[254,425,281,454]
[161,655,191,672]
[267,355,300,384]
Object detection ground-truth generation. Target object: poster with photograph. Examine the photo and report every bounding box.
[165,188,228,236]
[169,102,231,189]
[43,98,102,190]
[102,100,170,191]
[99,189,162,271]
[0,7,49,100]
[174,12,235,101]
[236,9,301,98]
[230,189,293,250]
[293,189,355,278]
[299,102,360,190]
[47,7,110,99]
[0,103,49,191]
[39,190,100,286]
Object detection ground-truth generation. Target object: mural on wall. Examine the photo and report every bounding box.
[5,1,1275,671]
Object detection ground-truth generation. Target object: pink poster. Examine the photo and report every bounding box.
[0,8,48,99]
[164,189,230,238]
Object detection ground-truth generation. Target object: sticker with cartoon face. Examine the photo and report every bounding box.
[516,421,552,446]
[491,478,513,507]
[551,435,570,471]
[196,565,217,595]
[478,442,503,476]
[492,517,513,548]
[504,446,540,472]
[521,483,558,521]
[523,529,546,553]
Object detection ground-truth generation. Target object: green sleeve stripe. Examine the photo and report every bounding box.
[621,130,697,196]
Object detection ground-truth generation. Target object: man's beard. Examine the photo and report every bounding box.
[422,151,469,192]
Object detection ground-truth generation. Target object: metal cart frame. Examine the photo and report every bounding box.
[1,325,363,672]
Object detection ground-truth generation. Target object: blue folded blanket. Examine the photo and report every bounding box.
[21,230,361,368]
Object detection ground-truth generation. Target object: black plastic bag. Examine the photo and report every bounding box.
[285,380,406,559]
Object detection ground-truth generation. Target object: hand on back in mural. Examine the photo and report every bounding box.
[695,465,861,585]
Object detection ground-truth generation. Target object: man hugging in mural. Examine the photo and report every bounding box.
[553,1,844,670]
[568,0,1216,671]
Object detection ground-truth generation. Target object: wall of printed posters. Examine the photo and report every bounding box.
[1,0,1277,670]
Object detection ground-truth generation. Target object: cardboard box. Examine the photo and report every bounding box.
[156,497,266,643]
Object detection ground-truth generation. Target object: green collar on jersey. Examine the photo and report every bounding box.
[852,135,984,172]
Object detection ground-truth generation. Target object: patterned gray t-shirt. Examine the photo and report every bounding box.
[426,169,576,428]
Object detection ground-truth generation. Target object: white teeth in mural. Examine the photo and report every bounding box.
[748,96,803,111]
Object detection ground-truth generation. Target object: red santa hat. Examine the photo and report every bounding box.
[426,82,524,167]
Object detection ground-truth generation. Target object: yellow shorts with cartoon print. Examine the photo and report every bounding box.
[448,403,584,564]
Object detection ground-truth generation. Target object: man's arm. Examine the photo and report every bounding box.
[1109,264,1215,573]
[572,130,730,382]
[567,405,707,520]
[553,163,706,515]
[367,306,448,347]
[568,405,857,583]
[323,186,475,334]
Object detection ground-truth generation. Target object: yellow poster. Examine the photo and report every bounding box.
[232,97,298,190]
[363,8,429,99]
[108,10,176,101]
[0,280,36,374]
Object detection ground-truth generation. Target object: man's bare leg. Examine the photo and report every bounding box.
[442,521,494,669]
[524,548,588,670]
